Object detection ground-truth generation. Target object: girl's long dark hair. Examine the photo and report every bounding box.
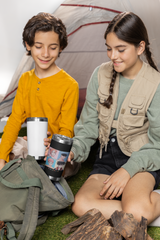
[103,12,158,109]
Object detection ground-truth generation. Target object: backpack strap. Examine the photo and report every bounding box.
[17,187,40,240]
[0,175,42,189]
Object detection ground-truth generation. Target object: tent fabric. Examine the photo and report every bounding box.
[0,54,34,118]
[1,0,160,118]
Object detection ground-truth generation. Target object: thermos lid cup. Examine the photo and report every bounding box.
[52,134,73,145]
[27,117,48,122]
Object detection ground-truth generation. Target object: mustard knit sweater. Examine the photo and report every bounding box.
[0,69,79,162]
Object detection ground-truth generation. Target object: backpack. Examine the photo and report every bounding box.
[0,155,74,240]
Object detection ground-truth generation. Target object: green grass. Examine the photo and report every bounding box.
[1,128,160,239]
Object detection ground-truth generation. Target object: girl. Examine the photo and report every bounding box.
[68,12,160,225]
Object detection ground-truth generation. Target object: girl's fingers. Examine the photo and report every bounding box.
[100,181,111,196]
[67,152,74,162]
[115,188,124,198]
[106,187,120,200]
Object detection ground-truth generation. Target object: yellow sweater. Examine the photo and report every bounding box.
[0,69,79,162]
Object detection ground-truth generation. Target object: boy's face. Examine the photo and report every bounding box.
[25,31,61,74]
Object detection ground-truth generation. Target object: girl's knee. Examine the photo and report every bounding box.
[72,194,90,217]
[122,200,151,222]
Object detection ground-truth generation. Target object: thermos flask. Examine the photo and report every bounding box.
[44,134,73,181]
[27,117,48,160]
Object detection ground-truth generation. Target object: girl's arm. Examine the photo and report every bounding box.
[58,80,79,138]
[122,83,160,177]
[71,67,100,163]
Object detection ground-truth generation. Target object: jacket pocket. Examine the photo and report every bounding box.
[129,133,149,152]
[129,95,145,115]
[123,115,145,129]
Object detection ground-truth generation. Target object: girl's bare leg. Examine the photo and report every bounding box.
[122,172,160,224]
[72,174,122,218]
[72,172,160,224]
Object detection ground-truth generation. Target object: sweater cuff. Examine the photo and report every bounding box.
[71,146,82,163]
[0,154,9,163]
[121,159,142,178]
[71,146,78,161]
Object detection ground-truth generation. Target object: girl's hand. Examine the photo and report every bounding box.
[100,168,131,199]
[0,159,6,170]
[44,131,51,161]
[67,151,74,162]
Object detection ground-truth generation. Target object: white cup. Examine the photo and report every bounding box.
[27,117,48,160]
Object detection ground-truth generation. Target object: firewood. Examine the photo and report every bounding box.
[131,217,149,240]
[97,226,123,240]
[111,210,138,238]
[61,208,100,234]
[65,211,110,240]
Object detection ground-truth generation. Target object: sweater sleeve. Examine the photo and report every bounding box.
[58,80,79,138]
[71,67,99,162]
[122,83,160,177]
[0,76,26,162]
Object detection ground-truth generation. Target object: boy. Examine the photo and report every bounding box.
[0,12,79,170]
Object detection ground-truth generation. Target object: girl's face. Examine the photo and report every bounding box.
[106,32,144,79]
[25,31,61,76]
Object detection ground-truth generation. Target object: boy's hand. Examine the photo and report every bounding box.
[44,131,51,146]
[67,151,74,162]
[44,131,51,161]
[23,131,51,145]
[100,168,130,200]
[0,159,6,170]
[23,136,27,141]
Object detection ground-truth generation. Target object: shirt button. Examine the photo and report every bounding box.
[37,88,39,91]
[111,138,115,143]
[38,81,41,84]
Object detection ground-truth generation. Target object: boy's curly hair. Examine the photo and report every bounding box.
[22,12,68,55]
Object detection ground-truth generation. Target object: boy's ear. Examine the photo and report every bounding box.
[138,41,145,55]
[25,42,31,51]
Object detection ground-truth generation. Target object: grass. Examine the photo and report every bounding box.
[1,128,160,239]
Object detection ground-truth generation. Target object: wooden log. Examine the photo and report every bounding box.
[97,226,123,240]
[111,210,138,239]
[65,211,110,240]
[61,208,100,234]
[131,217,150,240]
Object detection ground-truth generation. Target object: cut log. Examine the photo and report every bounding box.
[131,217,151,240]
[98,226,123,240]
[111,210,138,238]
[61,209,154,240]
[61,208,100,234]
[65,211,110,240]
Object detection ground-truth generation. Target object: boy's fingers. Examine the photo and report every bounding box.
[47,131,51,138]
[23,136,27,141]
